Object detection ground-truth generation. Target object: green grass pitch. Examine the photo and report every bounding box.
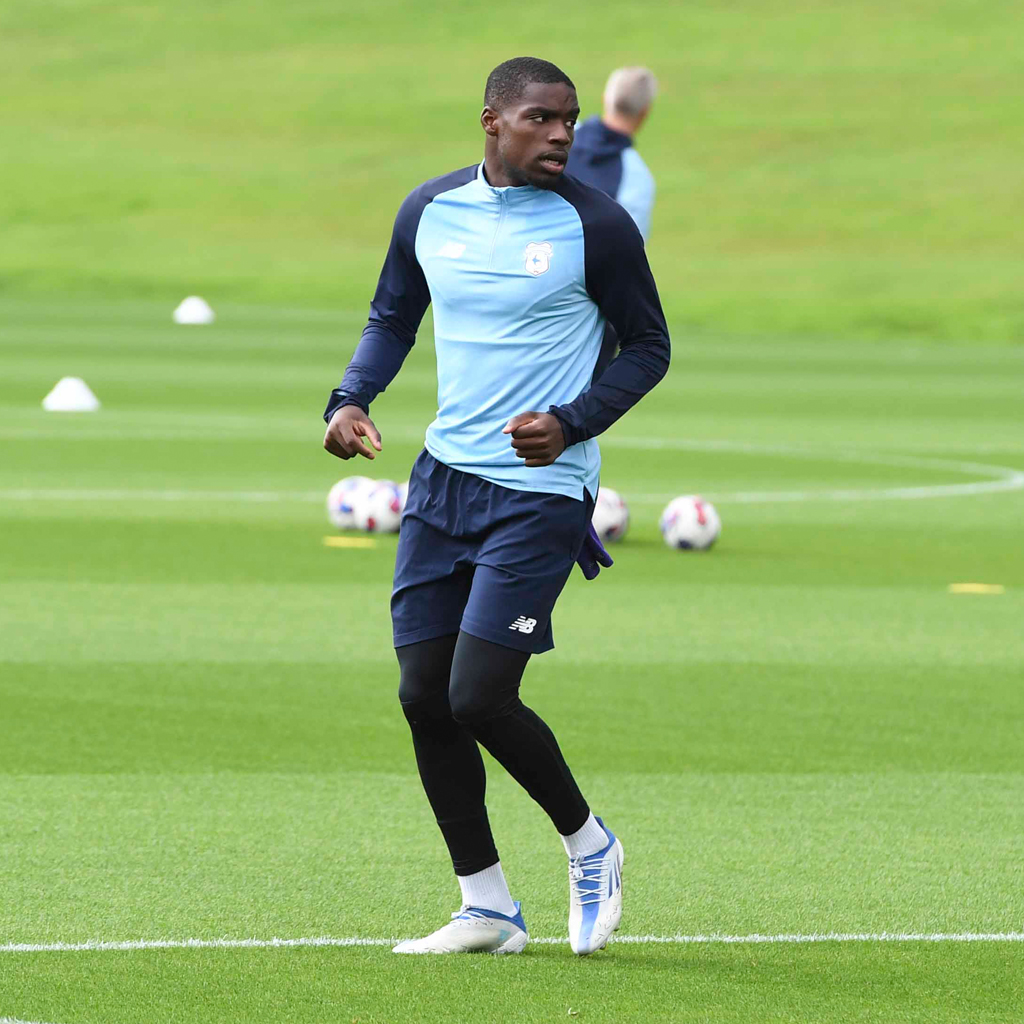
[1,300,1023,1021]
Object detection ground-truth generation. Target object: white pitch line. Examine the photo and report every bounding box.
[3,932,1023,954]
[5,424,1024,456]
[582,932,1024,945]
[0,444,1021,506]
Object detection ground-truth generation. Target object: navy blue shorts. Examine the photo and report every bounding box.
[392,450,593,654]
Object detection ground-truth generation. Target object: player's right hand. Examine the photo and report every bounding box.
[323,405,382,461]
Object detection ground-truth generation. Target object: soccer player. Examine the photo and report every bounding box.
[323,56,670,956]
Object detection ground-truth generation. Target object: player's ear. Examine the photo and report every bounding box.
[481,106,500,137]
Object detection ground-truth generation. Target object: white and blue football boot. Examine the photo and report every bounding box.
[392,902,529,955]
[568,818,624,955]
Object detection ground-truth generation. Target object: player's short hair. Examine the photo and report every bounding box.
[484,57,575,111]
[603,66,658,118]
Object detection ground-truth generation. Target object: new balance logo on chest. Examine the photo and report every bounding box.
[509,615,538,634]
[436,241,467,259]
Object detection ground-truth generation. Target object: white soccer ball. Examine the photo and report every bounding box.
[660,495,721,550]
[591,486,629,543]
[326,475,375,530]
[355,480,403,533]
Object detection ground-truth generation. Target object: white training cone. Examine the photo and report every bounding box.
[42,377,101,412]
[173,296,215,325]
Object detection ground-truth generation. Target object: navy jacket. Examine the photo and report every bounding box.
[565,116,655,240]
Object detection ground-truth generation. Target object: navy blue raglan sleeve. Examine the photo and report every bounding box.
[322,190,432,422]
[548,184,670,446]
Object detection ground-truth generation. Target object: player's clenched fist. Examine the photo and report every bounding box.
[503,411,566,467]
[324,405,383,460]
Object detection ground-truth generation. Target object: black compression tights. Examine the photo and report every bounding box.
[396,632,590,876]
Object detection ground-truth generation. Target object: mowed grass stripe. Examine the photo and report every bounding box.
[4,943,1023,1024]
[2,443,1023,501]
[3,772,1021,945]
[1,443,1021,503]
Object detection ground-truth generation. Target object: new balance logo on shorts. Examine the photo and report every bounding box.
[509,616,538,634]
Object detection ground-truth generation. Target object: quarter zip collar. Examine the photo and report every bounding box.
[476,161,546,204]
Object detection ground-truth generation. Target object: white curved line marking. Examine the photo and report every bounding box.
[605,439,1024,504]
[2,931,1022,954]
[5,424,1024,457]
[0,444,1020,506]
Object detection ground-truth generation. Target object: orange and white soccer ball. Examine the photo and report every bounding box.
[659,495,721,550]
[591,486,630,543]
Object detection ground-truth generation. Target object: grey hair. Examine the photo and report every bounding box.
[603,66,658,118]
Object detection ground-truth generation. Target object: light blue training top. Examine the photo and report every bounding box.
[326,162,670,501]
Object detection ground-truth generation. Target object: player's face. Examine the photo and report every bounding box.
[486,82,579,189]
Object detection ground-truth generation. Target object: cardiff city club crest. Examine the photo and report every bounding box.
[524,241,553,276]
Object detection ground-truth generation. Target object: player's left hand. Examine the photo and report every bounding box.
[503,412,566,467]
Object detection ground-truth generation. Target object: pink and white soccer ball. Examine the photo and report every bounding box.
[591,486,629,543]
[659,495,721,550]
[326,475,374,529]
[355,480,403,533]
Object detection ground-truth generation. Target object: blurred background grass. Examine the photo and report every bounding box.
[2,0,1022,340]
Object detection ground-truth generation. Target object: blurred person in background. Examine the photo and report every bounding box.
[566,66,658,376]
[566,66,657,242]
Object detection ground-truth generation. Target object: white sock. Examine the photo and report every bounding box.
[457,862,516,917]
[561,813,608,859]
